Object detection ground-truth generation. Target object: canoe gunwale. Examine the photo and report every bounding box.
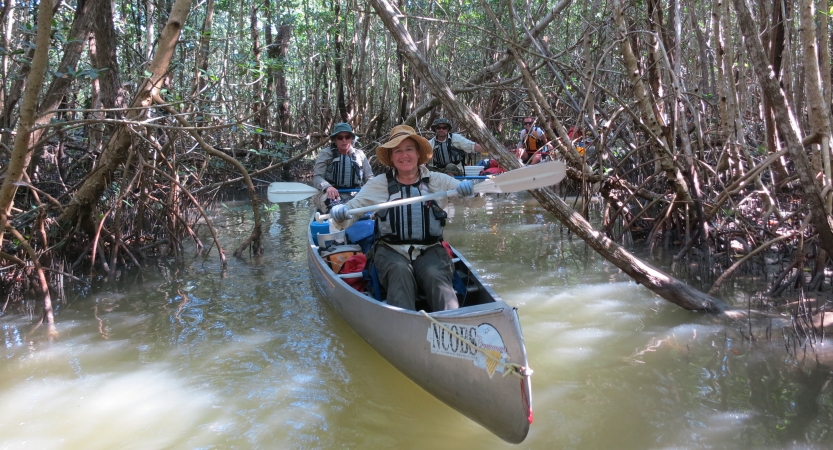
[306,215,532,443]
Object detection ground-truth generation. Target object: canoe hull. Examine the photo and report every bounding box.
[307,220,532,443]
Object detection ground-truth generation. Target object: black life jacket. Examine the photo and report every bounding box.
[324,145,363,189]
[431,134,465,168]
[375,170,446,245]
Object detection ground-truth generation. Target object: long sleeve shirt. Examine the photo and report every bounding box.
[428,133,478,153]
[312,144,374,192]
[331,165,484,259]
[428,133,478,169]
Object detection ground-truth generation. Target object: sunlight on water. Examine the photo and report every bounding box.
[2,196,833,448]
[0,367,216,449]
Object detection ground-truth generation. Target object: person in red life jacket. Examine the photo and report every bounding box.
[515,116,552,165]
[567,126,583,141]
[312,122,375,213]
[479,159,506,176]
[328,125,484,311]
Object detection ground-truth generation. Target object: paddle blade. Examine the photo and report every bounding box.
[474,161,566,194]
[267,182,319,203]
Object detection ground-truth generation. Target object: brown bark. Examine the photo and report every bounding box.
[802,0,833,213]
[264,0,291,136]
[59,0,194,229]
[154,94,261,258]
[369,0,725,312]
[26,0,93,177]
[612,0,694,206]
[274,24,292,136]
[732,0,833,259]
[0,0,16,115]
[484,0,583,167]
[249,4,266,139]
[761,0,790,183]
[332,1,347,122]
[193,0,214,100]
[800,0,830,154]
[405,0,571,128]
[646,0,666,123]
[0,0,54,322]
[89,0,127,139]
[689,8,711,96]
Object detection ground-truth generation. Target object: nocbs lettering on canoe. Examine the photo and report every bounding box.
[427,322,510,378]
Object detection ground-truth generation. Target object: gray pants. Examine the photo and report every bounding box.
[374,243,458,311]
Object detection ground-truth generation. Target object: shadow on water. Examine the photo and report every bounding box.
[1,193,833,448]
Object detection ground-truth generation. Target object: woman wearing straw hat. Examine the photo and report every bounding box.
[329,125,480,311]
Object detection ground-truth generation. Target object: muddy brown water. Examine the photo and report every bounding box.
[1,194,832,448]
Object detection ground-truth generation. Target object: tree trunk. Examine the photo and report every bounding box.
[332,1,347,122]
[249,4,265,146]
[806,0,833,213]
[732,0,833,259]
[0,0,54,323]
[613,0,694,207]
[59,0,194,230]
[0,0,16,115]
[25,0,93,179]
[192,0,214,125]
[369,0,726,312]
[275,24,292,136]
[145,0,155,61]
[689,7,711,96]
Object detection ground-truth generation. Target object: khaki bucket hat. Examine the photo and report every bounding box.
[376,125,433,167]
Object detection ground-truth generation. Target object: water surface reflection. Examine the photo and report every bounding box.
[1,194,832,448]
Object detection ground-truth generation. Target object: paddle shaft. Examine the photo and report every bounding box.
[315,160,566,222]
[315,189,457,222]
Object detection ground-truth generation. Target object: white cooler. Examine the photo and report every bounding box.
[464,165,481,176]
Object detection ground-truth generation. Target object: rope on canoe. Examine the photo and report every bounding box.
[419,310,533,379]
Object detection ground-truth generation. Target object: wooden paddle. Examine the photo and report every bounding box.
[312,160,567,222]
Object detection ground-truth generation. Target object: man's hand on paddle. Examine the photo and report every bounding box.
[325,186,340,201]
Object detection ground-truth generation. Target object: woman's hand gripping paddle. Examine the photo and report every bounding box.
[312,160,567,223]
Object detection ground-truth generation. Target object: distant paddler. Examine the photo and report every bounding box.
[428,118,484,175]
[515,116,552,165]
[328,125,484,312]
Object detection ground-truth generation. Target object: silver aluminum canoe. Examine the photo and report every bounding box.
[307,217,532,443]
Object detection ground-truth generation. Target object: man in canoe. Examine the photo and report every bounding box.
[312,122,374,213]
[515,116,552,165]
[428,118,483,175]
[329,125,481,311]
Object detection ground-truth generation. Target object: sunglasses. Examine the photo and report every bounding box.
[334,134,353,141]
[435,126,450,130]
[523,122,533,125]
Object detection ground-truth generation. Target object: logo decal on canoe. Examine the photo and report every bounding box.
[426,322,509,378]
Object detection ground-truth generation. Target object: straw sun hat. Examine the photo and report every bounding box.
[376,125,433,167]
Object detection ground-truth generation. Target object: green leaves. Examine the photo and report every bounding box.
[52,65,109,80]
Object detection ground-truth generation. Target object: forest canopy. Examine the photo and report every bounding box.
[0,0,830,327]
